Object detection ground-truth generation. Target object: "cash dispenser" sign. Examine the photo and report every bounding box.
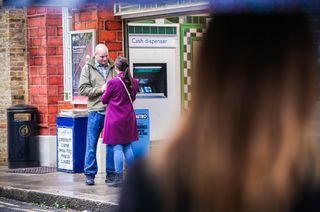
[129,35,176,48]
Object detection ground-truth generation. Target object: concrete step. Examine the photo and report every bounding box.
[0,166,119,212]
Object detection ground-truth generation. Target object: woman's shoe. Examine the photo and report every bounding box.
[107,173,123,187]
[105,172,116,184]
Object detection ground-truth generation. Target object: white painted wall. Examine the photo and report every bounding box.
[36,135,57,167]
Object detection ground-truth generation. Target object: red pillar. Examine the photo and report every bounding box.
[27,6,63,135]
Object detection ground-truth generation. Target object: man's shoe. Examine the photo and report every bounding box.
[85,175,95,186]
[105,172,116,184]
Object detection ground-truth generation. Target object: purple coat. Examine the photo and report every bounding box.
[101,73,139,145]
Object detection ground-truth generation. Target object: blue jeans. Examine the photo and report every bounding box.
[111,143,134,174]
[84,111,115,176]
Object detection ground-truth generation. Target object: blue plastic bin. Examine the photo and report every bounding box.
[56,116,87,173]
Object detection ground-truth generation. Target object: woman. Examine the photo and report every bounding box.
[101,56,139,187]
[119,10,320,212]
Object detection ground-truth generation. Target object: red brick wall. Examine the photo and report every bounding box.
[67,3,123,111]
[27,7,63,135]
[27,3,123,136]
[72,3,123,60]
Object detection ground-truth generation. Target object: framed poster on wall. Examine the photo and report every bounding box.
[69,30,96,104]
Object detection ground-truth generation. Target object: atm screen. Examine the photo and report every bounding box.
[143,86,153,93]
[133,63,167,98]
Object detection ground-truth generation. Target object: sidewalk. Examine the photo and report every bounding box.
[0,166,120,212]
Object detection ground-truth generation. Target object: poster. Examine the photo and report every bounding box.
[70,30,95,104]
[57,127,73,170]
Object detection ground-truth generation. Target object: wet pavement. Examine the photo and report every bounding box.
[0,166,119,212]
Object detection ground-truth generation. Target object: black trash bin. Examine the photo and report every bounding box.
[7,104,39,169]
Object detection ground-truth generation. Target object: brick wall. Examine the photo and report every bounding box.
[9,9,28,106]
[27,7,63,135]
[27,4,123,135]
[72,3,123,60]
[58,3,123,111]
[0,8,28,165]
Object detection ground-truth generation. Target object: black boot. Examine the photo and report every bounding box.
[105,172,116,184]
[107,173,123,187]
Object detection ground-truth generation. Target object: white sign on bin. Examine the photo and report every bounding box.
[57,127,73,170]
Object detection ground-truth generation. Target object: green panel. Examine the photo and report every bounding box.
[158,27,165,34]
[166,27,174,34]
[135,20,155,24]
[186,16,192,23]
[142,26,151,34]
[129,26,176,35]
[150,27,158,34]
[128,26,134,34]
[166,17,179,23]
[193,16,199,24]
[135,26,142,34]
[200,16,206,24]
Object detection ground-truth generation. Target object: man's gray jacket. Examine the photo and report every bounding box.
[79,57,115,112]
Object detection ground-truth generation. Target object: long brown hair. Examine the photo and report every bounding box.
[153,11,319,212]
[115,56,133,91]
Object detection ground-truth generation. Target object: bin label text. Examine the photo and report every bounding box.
[57,127,73,170]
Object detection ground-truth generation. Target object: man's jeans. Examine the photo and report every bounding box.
[84,111,114,176]
[111,143,134,174]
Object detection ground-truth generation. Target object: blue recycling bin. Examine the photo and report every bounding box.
[56,116,87,173]
[132,109,150,159]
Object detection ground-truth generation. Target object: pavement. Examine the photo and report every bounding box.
[0,166,120,212]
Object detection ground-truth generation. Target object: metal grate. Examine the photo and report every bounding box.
[7,167,56,174]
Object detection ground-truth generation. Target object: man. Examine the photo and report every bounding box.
[79,44,115,185]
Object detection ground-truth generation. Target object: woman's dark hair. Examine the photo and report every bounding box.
[115,56,132,90]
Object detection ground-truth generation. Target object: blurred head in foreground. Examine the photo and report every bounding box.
[155,10,319,212]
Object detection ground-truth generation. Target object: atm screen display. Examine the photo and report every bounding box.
[143,86,153,93]
[138,78,150,85]
[133,63,167,98]
[134,66,162,73]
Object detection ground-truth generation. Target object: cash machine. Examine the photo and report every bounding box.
[128,23,181,141]
[133,63,167,98]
